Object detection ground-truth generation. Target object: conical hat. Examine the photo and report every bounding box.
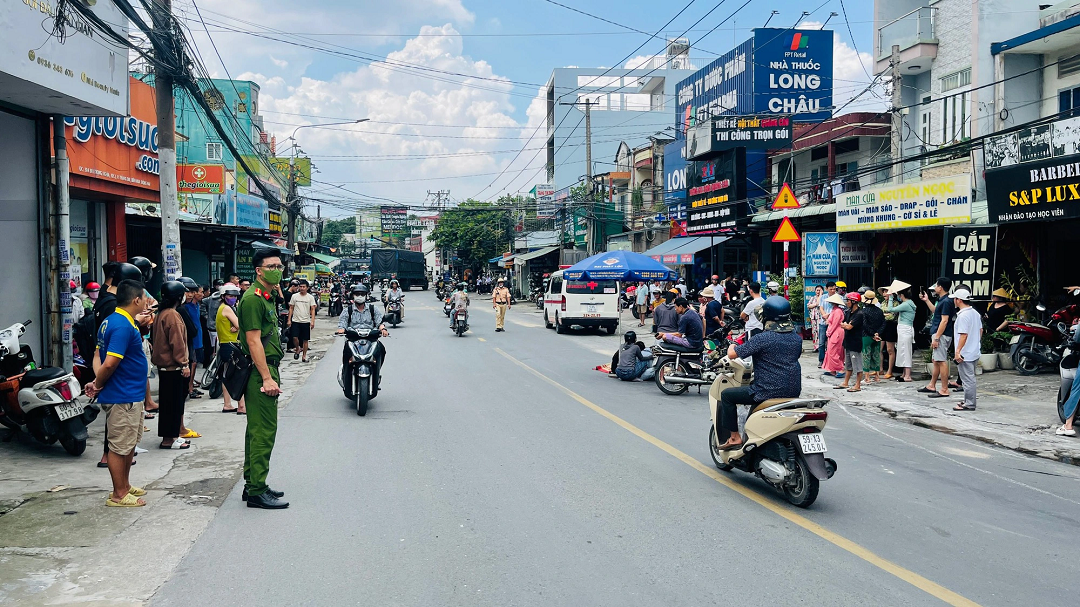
[884,279,911,294]
[826,293,845,305]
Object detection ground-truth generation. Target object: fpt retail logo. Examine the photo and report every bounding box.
[789,33,809,51]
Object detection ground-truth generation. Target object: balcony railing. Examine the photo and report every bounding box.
[632,56,711,71]
[878,7,937,59]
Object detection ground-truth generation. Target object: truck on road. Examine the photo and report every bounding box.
[370,248,428,290]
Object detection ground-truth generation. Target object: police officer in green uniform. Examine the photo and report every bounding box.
[238,249,289,509]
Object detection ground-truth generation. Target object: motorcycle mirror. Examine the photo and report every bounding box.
[1036,303,1047,312]
[1073,289,1080,297]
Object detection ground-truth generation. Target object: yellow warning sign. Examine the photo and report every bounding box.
[772,182,800,210]
[772,216,801,243]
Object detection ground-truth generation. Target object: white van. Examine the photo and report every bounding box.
[543,270,620,335]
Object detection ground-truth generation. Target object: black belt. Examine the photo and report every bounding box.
[266,358,281,368]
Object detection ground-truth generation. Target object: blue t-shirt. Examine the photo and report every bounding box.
[704,300,724,336]
[96,309,147,404]
[734,329,803,402]
[184,302,204,349]
[678,307,704,349]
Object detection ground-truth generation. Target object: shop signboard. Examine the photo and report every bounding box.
[836,175,972,232]
[269,210,283,234]
[234,242,255,282]
[380,206,407,237]
[803,232,838,277]
[177,164,225,194]
[685,115,793,159]
[984,115,1080,169]
[1,0,129,116]
[663,140,688,220]
[215,191,269,229]
[685,148,746,233]
[64,77,159,191]
[751,28,833,122]
[839,237,870,265]
[532,183,556,217]
[941,226,997,298]
[676,39,754,135]
[268,157,312,187]
[985,153,1080,223]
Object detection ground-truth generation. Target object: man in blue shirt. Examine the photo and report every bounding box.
[84,280,149,507]
[658,297,703,350]
[716,296,803,451]
[700,287,725,336]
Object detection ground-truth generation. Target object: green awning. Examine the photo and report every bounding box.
[314,263,333,274]
[306,251,339,264]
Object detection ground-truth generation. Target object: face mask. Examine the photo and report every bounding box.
[224,297,237,306]
[353,295,365,304]
[261,268,283,285]
[88,291,99,302]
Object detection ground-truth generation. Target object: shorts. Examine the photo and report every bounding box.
[102,402,144,456]
[932,335,953,362]
[193,348,203,365]
[291,322,311,342]
[844,349,863,372]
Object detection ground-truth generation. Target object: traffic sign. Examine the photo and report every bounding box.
[772,182,800,210]
[772,216,801,242]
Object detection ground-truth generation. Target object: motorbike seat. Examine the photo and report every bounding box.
[661,343,704,354]
[23,367,67,385]
[751,398,796,414]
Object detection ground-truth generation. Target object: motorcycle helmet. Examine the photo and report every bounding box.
[85,281,101,292]
[159,280,187,306]
[177,276,198,292]
[113,262,144,285]
[222,284,241,297]
[390,279,399,287]
[129,256,155,282]
[624,330,637,344]
[845,292,861,302]
[761,296,791,323]
[835,280,848,289]
[459,282,468,289]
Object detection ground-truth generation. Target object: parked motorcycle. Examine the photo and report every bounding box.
[197,349,225,399]
[337,327,386,416]
[0,320,99,455]
[706,356,835,508]
[452,309,469,337]
[1008,296,1080,375]
[385,296,404,327]
[652,328,742,395]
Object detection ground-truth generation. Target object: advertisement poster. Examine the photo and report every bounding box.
[177,164,225,194]
[215,191,269,229]
[268,157,312,186]
[803,232,838,277]
[941,226,997,298]
[686,148,746,233]
[752,28,834,122]
[836,175,972,232]
[985,153,1080,223]
[804,277,828,329]
[686,115,793,159]
[839,238,870,265]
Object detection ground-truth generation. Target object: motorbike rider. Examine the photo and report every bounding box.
[335,284,389,393]
[716,296,803,451]
[384,279,405,315]
[450,282,470,328]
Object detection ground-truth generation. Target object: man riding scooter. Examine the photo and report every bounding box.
[335,284,389,395]
[716,296,803,451]
[449,282,469,329]
[384,279,405,320]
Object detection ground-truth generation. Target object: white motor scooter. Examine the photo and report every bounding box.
[0,320,98,455]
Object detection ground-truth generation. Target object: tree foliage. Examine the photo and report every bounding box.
[429,200,511,269]
[321,216,356,254]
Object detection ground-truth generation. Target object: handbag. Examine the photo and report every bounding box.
[220,345,253,401]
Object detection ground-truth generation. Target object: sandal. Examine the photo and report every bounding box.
[917,387,936,393]
[928,392,950,398]
[188,392,202,399]
[179,429,201,439]
[953,404,976,411]
[128,486,147,497]
[1055,425,1077,436]
[106,492,145,507]
[846,387,861,392]
[144,411,156,419]
[237,410,246,415]
[718,440,743,451]
[159,438,190,449]
[833,385,849,390]
[221,408,237,413]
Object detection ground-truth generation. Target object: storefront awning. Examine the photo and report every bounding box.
[306,251,339,264]
[751,203,836,223]
[642,236,726,265]
[515,246,560,263]
[641,237,689,258]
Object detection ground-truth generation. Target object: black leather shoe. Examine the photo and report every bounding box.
[246,490,289,509]
[242,487,284,501]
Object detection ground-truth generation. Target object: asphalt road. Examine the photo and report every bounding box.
[151,297,1080,607]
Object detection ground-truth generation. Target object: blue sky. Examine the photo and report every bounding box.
[179,0,878,216]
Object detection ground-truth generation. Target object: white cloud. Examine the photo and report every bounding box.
[624,55,656,69]
[269,56,288,69]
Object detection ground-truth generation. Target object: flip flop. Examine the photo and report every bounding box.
[846,387,861,392]
[833,385,849,390]
[928,392,951,398]
[96,461,108,468]
[953,404,976,411]
[917,387,936,393]
[237,411,246,416]
[143,411,156,419]
[106,492,145,507]
[221,408,237,413]
[179,429,201,439]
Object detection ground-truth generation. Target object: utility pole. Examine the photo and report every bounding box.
[153,0,182,280]
[426,189,450,209]
[285,156,299,250]
[50,116,73,371]
[891,44,903,184]
[584,99,595,255]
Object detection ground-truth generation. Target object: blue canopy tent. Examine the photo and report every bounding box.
[563,251,677,282]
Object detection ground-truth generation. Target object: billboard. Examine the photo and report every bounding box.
[213,191,269,229]
[268,157,312,187]
[686,115,793,159]
[64,77,159,191]
[803,232,838,277]
[533,183,556,217]
[836,175,972,233]
[663,141,688,221]
[675,39,754,137]
[752,28,833,122]
[686,148,746,233]
[177,164,225,194]
[380,206,407,237]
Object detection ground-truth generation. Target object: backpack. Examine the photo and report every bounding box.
[347,303,376,328]
[73,311,97,361]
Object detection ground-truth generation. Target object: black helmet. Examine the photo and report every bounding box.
[112,262,144,285]
[761,295,791,323]
[129,256,155,282]
[624,330,637,344]
[352,283,370,296]
[177,276,198,291]
[159,280,187,305]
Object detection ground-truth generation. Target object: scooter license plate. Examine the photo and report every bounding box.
[798,433,827,454]
[55,401,83,422]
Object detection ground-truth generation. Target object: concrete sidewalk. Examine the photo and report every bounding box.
[0,314,339,606]
[799,349,1080,465]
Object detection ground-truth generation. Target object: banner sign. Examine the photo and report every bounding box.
[214,191,269,229]
[64,78,159,191]
[268,157,312,187]
[663,140,688,205]
[836,175,972,232]
[686,115,793,159]
[803,232,838,277]
[686,148,746,233]
[177,164,225,194]
[752,28,833,122]
[839,238,870,265]
[942,226,997,298]
[985,153,1080,223]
